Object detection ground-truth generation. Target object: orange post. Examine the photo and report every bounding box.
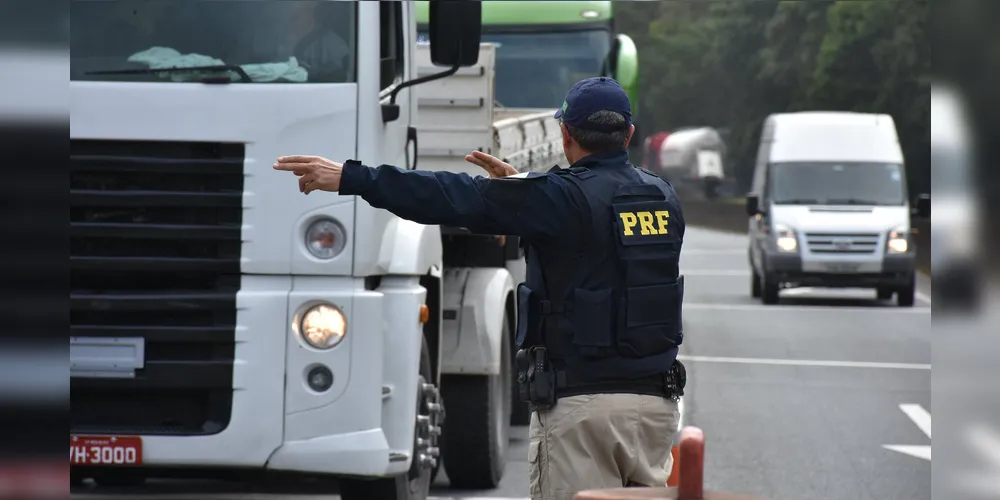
[573,425,768,500]
[676,427,704,500]
[666,446,680,487]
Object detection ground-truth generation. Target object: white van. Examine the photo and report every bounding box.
[745,112,930,306]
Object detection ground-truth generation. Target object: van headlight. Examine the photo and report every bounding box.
[296,304,347,349]
[887,225,910,254]
[305,218,347,259]
[773,223,798,253]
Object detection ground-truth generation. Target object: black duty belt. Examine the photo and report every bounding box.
[553,370,678,399]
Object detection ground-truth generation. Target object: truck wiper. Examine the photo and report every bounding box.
[85,64,253,83]
[775,198,822,205]
[825,198,878,205]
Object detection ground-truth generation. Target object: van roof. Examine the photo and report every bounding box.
[768,111,895,128]
[765,111,903,163]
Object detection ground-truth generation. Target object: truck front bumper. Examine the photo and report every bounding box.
[72,275,426,478]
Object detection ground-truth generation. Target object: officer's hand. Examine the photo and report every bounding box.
[273,155,343,194]
[465,150,518,178]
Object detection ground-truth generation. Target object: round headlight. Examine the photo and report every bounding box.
[299,304,347,349]
[305,219,347,259]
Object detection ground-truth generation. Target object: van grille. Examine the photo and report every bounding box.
[804,232,880,254]
[70,139,244,436]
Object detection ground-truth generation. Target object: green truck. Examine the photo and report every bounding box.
[415,0,639,122]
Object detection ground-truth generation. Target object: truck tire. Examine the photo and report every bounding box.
[341,337,438,500]
[897,276,916,307]
[761,277,780,305]
[440,316,511,489]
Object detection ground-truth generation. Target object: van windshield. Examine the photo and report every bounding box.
[769,162,907,206]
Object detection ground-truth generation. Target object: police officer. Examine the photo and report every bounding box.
[273,77,686,500]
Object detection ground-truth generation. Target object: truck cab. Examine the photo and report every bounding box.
[745,112,930,307]
[70,2,489,499]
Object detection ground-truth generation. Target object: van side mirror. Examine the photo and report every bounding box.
[745,194,761,217]
[914,193,931,218]
[429,0,482,67]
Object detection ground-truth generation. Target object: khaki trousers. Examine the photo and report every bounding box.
[528,394,680,500]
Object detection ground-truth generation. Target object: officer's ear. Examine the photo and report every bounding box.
[560,122,574,150]
[623,124,636,148]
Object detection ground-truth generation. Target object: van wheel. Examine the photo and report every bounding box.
[761,278,780,305]
[876,287,894,301]
[341,338,437,500]
[440,315,511,489]
[751,270,762,298]
[897,276,916,307]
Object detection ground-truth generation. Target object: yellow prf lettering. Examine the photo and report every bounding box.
[654,210,670,234]
[619,212,638,236]
[637,212,656,235]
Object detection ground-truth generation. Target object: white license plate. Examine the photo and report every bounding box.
[823,263,861,273]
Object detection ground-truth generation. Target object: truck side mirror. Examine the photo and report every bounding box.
[429,0,482,67]
[610,34,638,99]
[914,193,931,218]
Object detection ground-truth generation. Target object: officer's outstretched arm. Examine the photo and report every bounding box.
[340,161,584,242]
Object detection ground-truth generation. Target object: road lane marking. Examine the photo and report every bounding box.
[682,270,750,276]
[684,303,931,314]
[883,404,931,461]
[900,404,932,438]
[682,249,747,255]
[430,497,530,500]
[677,355,930,370]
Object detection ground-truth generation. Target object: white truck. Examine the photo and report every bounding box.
[69,1,558,499]
[657,127,727,199]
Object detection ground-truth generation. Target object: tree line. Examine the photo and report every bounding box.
[618,0,930,195]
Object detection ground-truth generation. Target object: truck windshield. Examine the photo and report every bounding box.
[769,162,907,206]
[70,0,356,84]
[418,28,611,108]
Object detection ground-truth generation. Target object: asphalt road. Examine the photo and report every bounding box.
[71,226,932,500]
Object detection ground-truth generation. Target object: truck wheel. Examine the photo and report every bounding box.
[440,316,511,489]
[761,278,780,305]
[876,287,894,301]
[897,276,916,307]
[341,337,438,500]
[751,270,762,298]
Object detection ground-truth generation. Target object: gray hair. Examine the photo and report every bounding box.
[563,110,631,152]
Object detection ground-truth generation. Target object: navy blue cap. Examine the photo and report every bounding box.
[553,77,633,133]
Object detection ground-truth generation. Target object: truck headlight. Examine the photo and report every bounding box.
[305,218,347,259]
[887,225,909,254]
[773,224,798,252]
[296,304,347,349]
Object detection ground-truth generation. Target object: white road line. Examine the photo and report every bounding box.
[682,270,749,276]
[430,497,530,500]
[900,404,932,438]
[682,249,747,255]
[683,302,931,314]
[677,354,931,370]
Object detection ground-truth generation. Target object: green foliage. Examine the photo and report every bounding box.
[616,0,930,193]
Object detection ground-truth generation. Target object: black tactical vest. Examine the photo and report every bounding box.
[515,151,685,385]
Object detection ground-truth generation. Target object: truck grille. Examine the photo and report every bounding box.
[804,232,880,254]
[70,140,244,436]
